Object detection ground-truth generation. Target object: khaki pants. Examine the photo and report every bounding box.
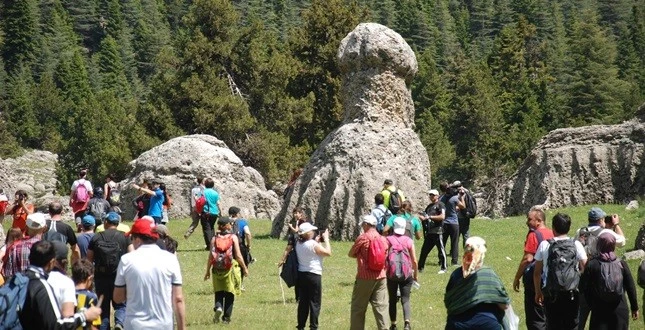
[350,278,389,330]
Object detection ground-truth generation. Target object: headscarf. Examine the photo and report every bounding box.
[597,232,617,262]
[462,236,487,278]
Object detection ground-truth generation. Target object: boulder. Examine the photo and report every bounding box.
[622,249,645,261]
[271,23,431,240]
[118,135,281,220]
[488,119,645,217]
[626,200,639,211]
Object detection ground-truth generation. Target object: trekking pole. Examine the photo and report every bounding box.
[278,267,286,305]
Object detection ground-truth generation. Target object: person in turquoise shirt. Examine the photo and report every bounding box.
[382,200,422,240]
[201,178,221,250]
[132,179,165,224]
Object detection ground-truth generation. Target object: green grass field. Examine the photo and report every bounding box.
[164,204,645,329]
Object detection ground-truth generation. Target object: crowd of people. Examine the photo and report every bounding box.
[0,173,644,330]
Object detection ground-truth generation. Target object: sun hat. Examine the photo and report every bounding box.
[298,222,318,236]
[393,217,407,235]
[360,215,377,226]
[26,213,47,230]
[428,189,439,196]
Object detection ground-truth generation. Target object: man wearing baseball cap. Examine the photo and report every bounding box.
[418,189,447,274]
[2,212,48,278]
[349,215,389,330]
[87,211,132,329]
[114,219,186,329]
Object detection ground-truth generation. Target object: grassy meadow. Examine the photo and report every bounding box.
[161,204,645,329]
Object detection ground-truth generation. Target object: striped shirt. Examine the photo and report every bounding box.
[349,228,387,280]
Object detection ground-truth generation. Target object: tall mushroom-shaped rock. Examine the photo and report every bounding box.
[271,23,431,240]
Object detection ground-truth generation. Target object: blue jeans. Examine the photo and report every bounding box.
[95,275,126,329]
[152,216,162,224]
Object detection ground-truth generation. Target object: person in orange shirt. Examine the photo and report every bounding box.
[4,190,34,234]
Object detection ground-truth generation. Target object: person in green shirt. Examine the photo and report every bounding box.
[380,179,406,212]
[382,200,422,240]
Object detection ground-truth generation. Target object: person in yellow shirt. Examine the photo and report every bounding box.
[95,212,130,233]
[380,179,406,213]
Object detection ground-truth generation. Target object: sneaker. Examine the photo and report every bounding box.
[183,231,191,239]
[214,307,223,323]
[404,321,411,330]
[389,325,398,330]
[418,268,424,273]
[222,318,230,324]
[114,324,124,330]
[438,269,446,274]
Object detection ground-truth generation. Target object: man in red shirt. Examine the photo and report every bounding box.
[513,208,554,330]
[348,215,389,330]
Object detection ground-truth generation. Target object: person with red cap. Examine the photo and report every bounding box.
[114,219,186,330]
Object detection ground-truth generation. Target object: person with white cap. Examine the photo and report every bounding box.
[2,212,47,278]
[349,214,390,330]
[294,222,331,330]
[385,217,418,330]
[418,189,447,274]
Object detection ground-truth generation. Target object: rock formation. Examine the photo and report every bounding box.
[0,150,70,215]
[271,23,431,240]
[489,118,645,217]
[118,135,280,220]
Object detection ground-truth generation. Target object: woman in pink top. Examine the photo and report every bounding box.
[386,217,419,330]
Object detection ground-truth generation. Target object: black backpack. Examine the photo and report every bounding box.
[280,249,298,288]
[595,259,624,303]
[93,231,123,275]
[463,191,477,219]
[638,259,645,289]
[544,239,580,298]
[388,190,402,214]
[43,220,67,244]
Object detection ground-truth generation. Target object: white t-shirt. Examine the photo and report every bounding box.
[296,240,323,275]
[47,270,77,308]
[115,244,182,330]
[573,225,626,257]
[534,237,587,285]
[71,179,92,194]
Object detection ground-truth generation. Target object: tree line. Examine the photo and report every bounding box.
[0,0,642,190]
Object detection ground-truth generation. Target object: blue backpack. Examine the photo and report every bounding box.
[0,272,30,329]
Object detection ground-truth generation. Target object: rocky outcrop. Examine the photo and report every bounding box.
[489,119,645,217]
[271,23,431,240]
[118,135,281,220]
[0,150,70,213]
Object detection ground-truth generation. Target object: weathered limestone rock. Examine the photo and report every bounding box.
[626,200,639,211]
[271,23,431,240]
[622,249,645,261]
[489,119,645,217]
[119,135,281,220]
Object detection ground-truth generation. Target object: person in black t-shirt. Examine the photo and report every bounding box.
[418,189,447,274]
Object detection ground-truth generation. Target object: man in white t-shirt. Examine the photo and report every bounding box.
[533,213,587,330]
[47,241,77,318]
[114,219,186,330]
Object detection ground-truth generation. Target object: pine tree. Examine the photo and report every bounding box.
[3,66,40,148]
[62,0,103,53]
[96,35,130,97]
[1,0,39,74]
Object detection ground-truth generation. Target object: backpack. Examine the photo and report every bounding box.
[367,235,387,272]
[0,272,30,330]
[88,199,107,221]
[577,226,600,257]
[195,196,206,214]
[211,234,234,271]
[93,231,122,275]
[374,206,390,234]
[108,187,121,206]
[386,236,413,282]
[388,190,402,214]
[544,239,580,298]
[524,228,545,286]
[279,249,298,288]
[463,191,477,219]
[595,259,624,303]
[43,221,67,244]
[74,180,90,203]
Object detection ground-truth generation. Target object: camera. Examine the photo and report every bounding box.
[17,194,24,201]
[604,215,613,227]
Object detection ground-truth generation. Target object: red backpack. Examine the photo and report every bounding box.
[367,235,387,272]
[195,196,206,214]
[211,234,234,271]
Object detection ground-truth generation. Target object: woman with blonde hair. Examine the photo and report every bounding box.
[444,236,510,329]
[295,222,331,330]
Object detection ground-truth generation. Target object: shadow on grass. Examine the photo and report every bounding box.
[338,282,354,287]
[255,233,278,240]
[260,298,297,305]
[177,248,209,252]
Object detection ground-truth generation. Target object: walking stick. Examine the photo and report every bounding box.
[278,267,286,305]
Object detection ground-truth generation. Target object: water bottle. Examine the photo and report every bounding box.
[412,281,421,290]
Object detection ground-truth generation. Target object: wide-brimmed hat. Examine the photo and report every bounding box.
[298,223,318,236]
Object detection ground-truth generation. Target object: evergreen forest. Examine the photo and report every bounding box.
[0,0,643,190]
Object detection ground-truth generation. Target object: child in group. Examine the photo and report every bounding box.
[72,260,102,329]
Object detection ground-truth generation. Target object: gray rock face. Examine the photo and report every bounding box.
[119,135,281,220]
[271,23,431,240]
[489,119,645,217]
[0,150,72,217]
[622,249,645,261]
